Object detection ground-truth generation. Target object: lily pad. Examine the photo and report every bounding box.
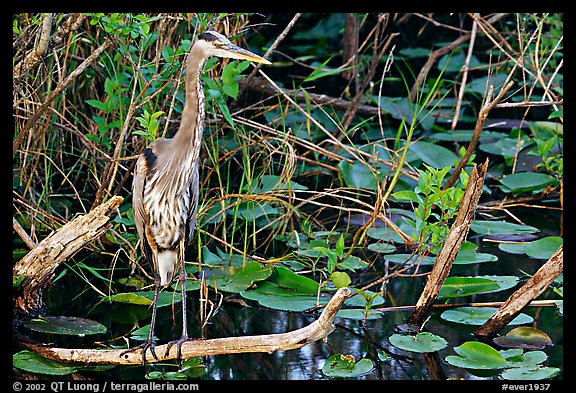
[498,172,559,194]
[445,341,508,370]
[406,140,459,169]
[247,174,308,193]
[336,309,382,320]
[321,354,374,378]
[501,349,548,368]
[365,227,406,244]
[498,236,563,260]
[389,332,448,353]
[208,262,273,293]
[240,268,322,311]
[338,159,385,191]
[367,242,397,254]
[500,366,560,380]
[439,275,518,299]
[440,307,533,326]
[493,327,553,349]
[23,316,107,336]
[103,291,181,308]
[438,277,500,299]
[383,253,436,265]
[453,242,499,264]
[470,220,539,236]
[13,350,78,375]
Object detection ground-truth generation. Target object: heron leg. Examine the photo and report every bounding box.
[165,263,189,367]
[119,281,160,367]
[142,282,160,365]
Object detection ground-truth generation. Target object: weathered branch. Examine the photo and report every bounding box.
[407,159,488,327]
[20,287,351,365]
[13,196,123,320]
[474,245,563,337]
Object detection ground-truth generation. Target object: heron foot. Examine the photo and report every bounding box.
[120,340,159,367]
[165,337,205,367]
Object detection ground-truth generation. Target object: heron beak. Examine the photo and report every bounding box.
[224,44,271,65]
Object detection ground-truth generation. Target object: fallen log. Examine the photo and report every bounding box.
[20,287,351,365]
[13,196,123,320]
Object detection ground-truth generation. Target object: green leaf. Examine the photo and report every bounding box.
[503,349,548,368]
[500,366,560,380]
[101,292,152,306]
[406,141,459,169]
[499,172,558,194]
[453,242,499,264]
[498,236,563,259]
[331,271,351,288]
[389,332,448,353]
[446,341,508,370]
[438,277,500,299]
[367,242,396,254]
[23,316,107,336]
[493,327,553,350]
[13,350,78,375]
[336,309,382,320]
[470,220,539,236]
[441,307,533,326]
[209,262,273,293]
[338,160,382,191]
[321,354,374,378]
[391,190,419,202]
[232,202,280,222]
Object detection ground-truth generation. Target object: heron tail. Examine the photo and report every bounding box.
[157,250,177,286]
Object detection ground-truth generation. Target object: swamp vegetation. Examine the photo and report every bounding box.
[13,13,563,380]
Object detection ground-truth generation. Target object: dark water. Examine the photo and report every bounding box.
[29,208,562,380]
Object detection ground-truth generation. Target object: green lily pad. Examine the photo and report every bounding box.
[453,241,499,264]
[500,366,560,380]
[501,349,548,368]
[445,341,508,370]
[13,350,78,375]
[499,236,563,260]
[388,332,448,353]
[470,220,539,236]
[336,309,382,320]
[103,291,181,308]
[230,201,281,222]
[440,307,533,326]
[240,268,322,311]
[23,316,107,336]
[365,227,406,244]
[208,262,273,293]
[338,255,369,271]
[498,172,559,194]
[383,253,436,265]
[321,354,374,378]
[367,243,397,254]
[438,277,500,299]
[406,140,459,169]
[338,159,385,191]
[247,174,308,193]
[439,275,518,299]
[493,327,553,349]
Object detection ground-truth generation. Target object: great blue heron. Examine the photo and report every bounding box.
[130,29,270,366]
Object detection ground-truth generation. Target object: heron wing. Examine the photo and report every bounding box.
[185,160,200,245]
[133,153,154,264]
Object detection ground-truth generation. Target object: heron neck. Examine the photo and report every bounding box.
[173,45,206,160]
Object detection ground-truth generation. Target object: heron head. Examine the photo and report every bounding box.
[195,30,271,65]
